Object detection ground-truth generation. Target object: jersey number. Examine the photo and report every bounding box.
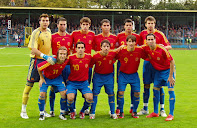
[57,41,61,48]
[124,57,128,63]
[98,61,101,66]
[73,64,79,71]
[121,41,125,45]
[53,69,58,74]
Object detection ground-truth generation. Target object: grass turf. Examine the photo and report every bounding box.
[0,47,196,128]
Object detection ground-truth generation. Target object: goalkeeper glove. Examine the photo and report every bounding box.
[40,53,57,65]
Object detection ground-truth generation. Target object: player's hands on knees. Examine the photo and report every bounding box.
[167,77,175,87]
[39,78,46,87]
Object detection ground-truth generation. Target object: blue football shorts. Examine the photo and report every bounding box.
[118,71,140,92]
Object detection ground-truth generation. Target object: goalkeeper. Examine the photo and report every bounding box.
[20,14,56,119]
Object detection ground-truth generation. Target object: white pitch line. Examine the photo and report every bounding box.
[0,47,5,49]
[0,65,29,67]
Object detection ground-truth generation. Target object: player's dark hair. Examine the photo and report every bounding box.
[57,46,67,57]
[76,41,85,48]
[80,17,91,24]
[101,39,110,47]
[57,17,67,24]
[126,35,136,42]
[145,16,156,24]
[100,19,110,25]
[146,33,156,40]
[39,13,49,21]
[124,19,133,25]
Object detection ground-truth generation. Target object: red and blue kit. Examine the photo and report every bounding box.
[91,51,117,74]
[139,29,171,46]
[37,59,68,79]
[117,32,140,46]
[90,50,117,115]
[116,46,146,74]
[93,33,117,51]
[67,53,92,81]
[51,32,72,55]
[71,30,95,54]
[116,46,146,114]
[142,45,173,71]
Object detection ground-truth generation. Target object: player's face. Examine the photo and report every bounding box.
[146,35,156,50]
[145,20,155,31]
[57,21,67,32]
[58,50,67,63]
[39,17,50,29]
[101,43,110,54]
[101,22,111,33]
[124,22,133,33]
[76,44,85,55]
[126,38,136,48]
[80,22,90,32]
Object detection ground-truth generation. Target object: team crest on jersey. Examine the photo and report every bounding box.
[103,58,106,60]
[60,66,63,68]
[130,54,133,56]
[109,60,112,64]
[111,43,113,47]
[152,52,154,55]
[157,57,160,60]
[68,42,70,46]
[79,60,82,63]
[83,36,86,39]
[62,38,65,41]
[135,57,139,61]
[89,40,92,44]
[85,64,88,68]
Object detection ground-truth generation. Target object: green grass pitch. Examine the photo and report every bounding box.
[0,47,197,128]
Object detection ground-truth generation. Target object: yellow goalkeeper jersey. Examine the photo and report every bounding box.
[28,28,51,59]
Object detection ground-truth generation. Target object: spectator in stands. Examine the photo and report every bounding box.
[176,29,182,43]
[2,28,6,38]
[10,0,15,6]
[17,36,22,48]
[24,0,28,6]
[13,31,19,41]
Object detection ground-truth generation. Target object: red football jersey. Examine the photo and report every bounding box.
[90,51,117,74]
[38,59,68,79]
[116,32,140,46]
[71,30,95,54]
[51,32,72,55]
[67,53,92,81]
[142,45,173,71]
[93,33,117,51]
[139,29,171,46]
[116,46,146,74]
